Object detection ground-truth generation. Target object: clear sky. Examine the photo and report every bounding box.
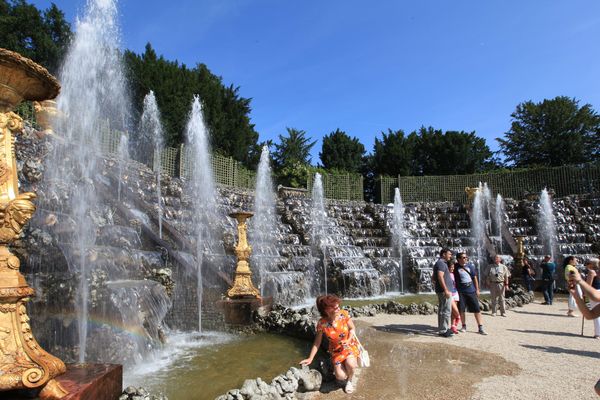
[32,0,600,164]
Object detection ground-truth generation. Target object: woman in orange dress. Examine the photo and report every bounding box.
[300,295,360,394]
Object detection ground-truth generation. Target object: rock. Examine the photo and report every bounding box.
[240,379,259,396]
[296,366,322,392]
[124,386,137,395]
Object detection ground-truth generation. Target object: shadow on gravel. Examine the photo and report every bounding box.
[521,344,600,359]
[372,324,439,336]
[507,328,585,338]
[510,309,564,317]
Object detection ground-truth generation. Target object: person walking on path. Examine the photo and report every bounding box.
[540,255,556,305]
[487,255,510,317]
[453,252,487,335]
[433,248,454,337]
[584,258,600,339]
[300,295,360,394]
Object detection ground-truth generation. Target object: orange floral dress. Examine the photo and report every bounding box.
[317,309,360,365]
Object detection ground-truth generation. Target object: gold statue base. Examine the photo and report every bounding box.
[226,212,260,299]
[0,246,67,398]
[0,48,67,398]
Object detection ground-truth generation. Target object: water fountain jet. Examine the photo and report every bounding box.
[139,91,164,238]
[392,188,406,293]
[185,95,220,332]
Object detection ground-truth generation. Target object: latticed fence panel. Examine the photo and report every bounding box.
[179,145,255,189]
[307,172,363,201]
[99,126,123,155]
[375,175,398,204]
[396,164,600,203]
[152,147,179,177]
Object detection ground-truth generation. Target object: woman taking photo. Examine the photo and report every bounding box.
[300,295,359,394]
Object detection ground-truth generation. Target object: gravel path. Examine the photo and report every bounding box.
[309,298,599,399]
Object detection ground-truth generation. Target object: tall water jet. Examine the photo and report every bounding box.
[391,188,406,292]
[116,133,129,201]
[139,91,165,238]
[185,95,220,332]
[310,173,327,294]
[471,183,485,283]
[251,146,278,297]
[482,182,493,226]
[537,188,557,260]
[49,0,130,363]
[495,194,505,254]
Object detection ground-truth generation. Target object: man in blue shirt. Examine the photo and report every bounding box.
[540,255,556,305]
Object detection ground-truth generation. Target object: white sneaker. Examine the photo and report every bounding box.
[345,380,355,394]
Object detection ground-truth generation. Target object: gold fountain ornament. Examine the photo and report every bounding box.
[227,211,260,298]
[465,186,479,202]
[0,48,67,399]
[33,100,62,137]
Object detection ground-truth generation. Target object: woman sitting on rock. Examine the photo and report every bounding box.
[300,294,360,394]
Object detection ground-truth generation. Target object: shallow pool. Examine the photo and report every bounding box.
[125,331,311,400]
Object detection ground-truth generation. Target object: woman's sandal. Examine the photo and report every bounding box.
[345,380,355,394]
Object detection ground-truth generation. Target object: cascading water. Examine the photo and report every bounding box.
[139,91,165,238]
[185,95,220,332]
[392,188,406,293]
[49,0,130,363]
[310,173,327,294]
[538,188,557,260]
[471,183,485,283]
[495,194,505,254]
[117,133,129,201]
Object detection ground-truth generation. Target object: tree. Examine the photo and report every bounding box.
[371,129,419,176]
[413,127,493,175]
[0,0,71,74]
[498,96,600,167]
[371,127,494,177]
[319,129,365,172]
[124,44,260,167]
[272,127,316,187]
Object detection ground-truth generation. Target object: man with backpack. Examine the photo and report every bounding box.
[453,252,488,335]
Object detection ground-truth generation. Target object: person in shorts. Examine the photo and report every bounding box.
[453,252,487,335]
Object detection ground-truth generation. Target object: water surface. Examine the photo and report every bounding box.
[126,332,310,400]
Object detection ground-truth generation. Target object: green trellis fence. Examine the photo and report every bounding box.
[307,172,364,201]
[99,129,256,189]
[378,164,600,203]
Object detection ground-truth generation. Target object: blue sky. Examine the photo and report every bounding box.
[33,0,600,164]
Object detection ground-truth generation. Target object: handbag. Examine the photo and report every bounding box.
[355,336,370,368]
